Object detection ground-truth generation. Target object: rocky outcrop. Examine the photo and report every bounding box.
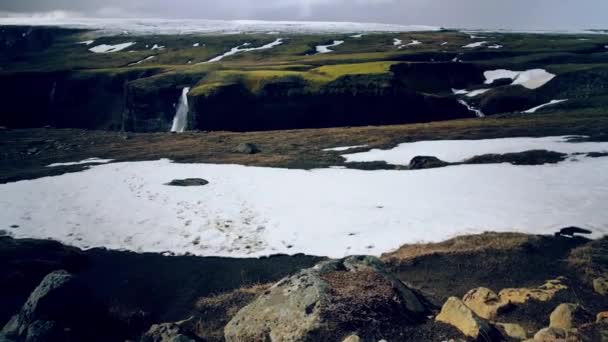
[224,256,430,342]
[594,277,608,296]
[495,323,527,340]
[499,277,568,305]
[464,150,567,166]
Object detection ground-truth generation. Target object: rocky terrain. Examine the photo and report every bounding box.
[1,232,608,341]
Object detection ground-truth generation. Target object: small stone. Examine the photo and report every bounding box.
[593,277,608,296]
[342,334,361,342]
[462,287,510,320]
[234,143,260,154]
[165,178,209,187]
[550,303,593,330]
[496,322,527,340]
[534,327,567,341]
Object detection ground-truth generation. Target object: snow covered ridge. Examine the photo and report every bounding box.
[2,154,608,258]
[342,136,608,165]
[484,69,556,90]
[89,42,135,53]
[0,17,439,35]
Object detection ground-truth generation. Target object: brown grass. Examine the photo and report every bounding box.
[568,236,608,281]
[381,232,538,262]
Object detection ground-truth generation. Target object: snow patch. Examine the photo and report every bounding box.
[323,145,369,152]
[204,38,284,63]
[89,42,135,53]
[488,44,503,49]
[458,100,485,118]
[523,99,568,113]
[47,158,114,167]
[350,34,364,38]
[128,55,155,66]
[342,136,608,165]
[463,41,488,48]
[192,43,200,47]
[484,69,556,89]
[151,44,164,50]
[3,156,608,258]
[466,89,491,97]
[77,40,94,45]
[316,40,344,54]
[393,38,403,46]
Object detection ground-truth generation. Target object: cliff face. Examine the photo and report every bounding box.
[0,69,164,130]
[189,74,473,132]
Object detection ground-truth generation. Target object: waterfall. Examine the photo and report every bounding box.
[170,87,190,133]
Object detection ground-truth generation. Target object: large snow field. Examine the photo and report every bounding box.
[1,149,608,258]
[342,136,608,165]
[484,69,556,89]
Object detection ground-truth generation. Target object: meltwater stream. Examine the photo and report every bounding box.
[170,87,190,133]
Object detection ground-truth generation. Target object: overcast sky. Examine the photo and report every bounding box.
[1,0,607,30]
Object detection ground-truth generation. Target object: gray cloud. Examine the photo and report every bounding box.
[1,0,607,30]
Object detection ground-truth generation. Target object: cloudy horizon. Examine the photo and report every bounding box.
[1,0,607,31]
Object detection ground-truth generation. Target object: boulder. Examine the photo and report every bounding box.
[224,256,429,342]
[594,277,608,296]
[597,312,608,323]
[533,327,567,341]
[495,323,527,340]
[549,303,593,330]
[165,178,209,187]
[462,287,511,320]
[234,143,260,154]
[0,270,110,342]
[499,277,568,305]
[140,317,197,342]
[409,156,449,170]
[464,150,566,166]
[435,297,493,340]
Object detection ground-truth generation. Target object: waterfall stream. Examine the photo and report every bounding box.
[170,87,190,133]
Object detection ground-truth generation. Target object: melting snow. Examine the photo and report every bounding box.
[323,145,369,152]
[399,40,422,48]
[523,99,569,113]
[463,41,488,48]
[151,44,165,50]
[458,100,485,118]
[128,56,155,66]
[77,40,94,45]
[2,154,608,258]
[466,89,491,97]
[47,158,114,167]
[205,38,284,63]
[350,34,364,38]
[488,44,503,49]
[393,38,403,46]
[342,136,608,165]
[192,43,200,47]
[316,40,344,54]
[452,89,469,95]
[484,69,556,89]
[89,42,136,53]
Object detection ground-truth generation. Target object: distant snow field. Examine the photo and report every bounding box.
[204,38,283,63]
[342,136,608,165]
[484,69,556,89]
[2,136,608,258]
[0,17,439,35]
[89,42,136,53]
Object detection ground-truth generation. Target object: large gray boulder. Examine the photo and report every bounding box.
[224,256,430,342]
[140,317,197,342]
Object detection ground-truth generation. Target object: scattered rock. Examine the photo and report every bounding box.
[140,317,197,342]
[165,178,209,187]
[549,303,593,330]
[587,152,608,158]
[462,287,511,320]
[596,312,608,323]
[342,334,361,342]
[408,156,449,170]
[224,256,429,342]
[234,143,260,154]
[498,277,568,304]
[496,322,527,340]
[435,297,493,339]
[464,150,567,166]
[593,277,608,296]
